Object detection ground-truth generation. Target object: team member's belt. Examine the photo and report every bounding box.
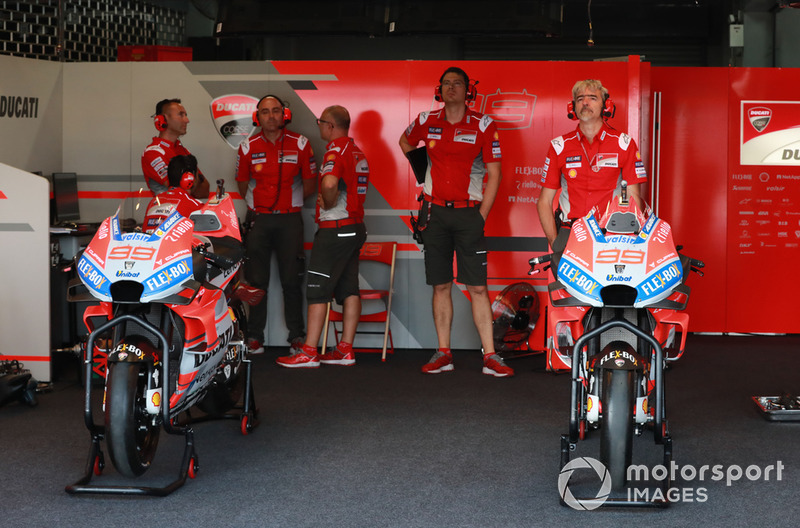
[318,218,360,229]
[423,194,480,208]
[252,207,302,215]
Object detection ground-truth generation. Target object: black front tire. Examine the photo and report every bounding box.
[600,368,635,491]
[105,362,160,477]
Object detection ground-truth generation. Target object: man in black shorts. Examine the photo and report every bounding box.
[399,66,513,377]
[276,105,369,368]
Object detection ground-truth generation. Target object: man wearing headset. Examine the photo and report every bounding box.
[236,95,317,355]
[399,66,513,378]
[276,105,368,368]
[142,98,209,199]
[143,154,204,233]
[537,79,647,251]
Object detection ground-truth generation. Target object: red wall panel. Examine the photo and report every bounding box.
[725,68,800,332]
[651,68,729,332]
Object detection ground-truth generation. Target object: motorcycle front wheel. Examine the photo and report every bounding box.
[105,362,160,477]
[600,368,635,491]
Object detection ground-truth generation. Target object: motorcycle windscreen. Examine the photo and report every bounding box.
[77,206,196,303]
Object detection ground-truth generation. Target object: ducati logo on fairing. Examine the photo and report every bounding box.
[748,107,772,133]
[210,94,259,150]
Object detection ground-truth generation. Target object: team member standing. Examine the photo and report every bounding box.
[276,105,368,368]
[537,79,647,251]
[142,98,209,199]
[399,66,513,378]
[236,95,317,355]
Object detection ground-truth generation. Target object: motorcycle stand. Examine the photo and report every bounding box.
[558,318,674,508]
[65,425,198,497]
[560,432,673,509]
[178,355,259,435]
[65,315,201,496]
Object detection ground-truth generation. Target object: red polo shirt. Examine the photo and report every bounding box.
[404,108,501,202]
[141,137,194,195]
[541,123,647,219]
[143,187,203,232]
[317,136,369,223]
[235,129,317,213]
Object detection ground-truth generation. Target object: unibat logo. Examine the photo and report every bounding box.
[210,94,258,149]
[748,106,772,133]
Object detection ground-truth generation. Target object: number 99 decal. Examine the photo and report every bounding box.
[108,245,157,260]
[595,249,645,264]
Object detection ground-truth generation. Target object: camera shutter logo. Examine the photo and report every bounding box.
[557,456,612,510]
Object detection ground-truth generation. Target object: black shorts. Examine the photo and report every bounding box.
[421,204,487,286]
[306,222,367,305]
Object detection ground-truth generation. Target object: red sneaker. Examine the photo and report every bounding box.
[247,339,264,355]
[276,344,320,368]
[289,337,305,355]
[320,342,355,366]
[421,349,454,374]
[482,353,514,377]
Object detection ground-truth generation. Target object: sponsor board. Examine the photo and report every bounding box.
[741,101,800,166]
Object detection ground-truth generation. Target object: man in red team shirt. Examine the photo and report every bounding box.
[537,79,647,251]
[399,66,513,378]
[142,98,209,199]
[236,95,317,355]
[276,105,369,368]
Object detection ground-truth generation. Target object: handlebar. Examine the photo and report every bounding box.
[528,253,553,275]
[195,242,236,269]
[677,245,705,276]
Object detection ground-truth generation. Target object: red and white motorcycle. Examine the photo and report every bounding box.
[66,181,263,495]
[530,182,703,506]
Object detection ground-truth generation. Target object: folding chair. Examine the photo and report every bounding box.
[322,241,397,361]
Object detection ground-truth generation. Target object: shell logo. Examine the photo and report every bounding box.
[151,391,161,407]
[429,140,437,149]
[568,168,577,178]
[586,397,593,412]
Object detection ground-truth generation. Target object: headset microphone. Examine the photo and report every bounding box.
[154,114,168,131]
[253,95,293,128]
[434,80,479,103]
[602,97,616,119]
[179,171,195,190]
[566,96,616,120]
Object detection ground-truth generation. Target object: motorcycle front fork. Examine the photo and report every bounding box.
[585,367,653,431]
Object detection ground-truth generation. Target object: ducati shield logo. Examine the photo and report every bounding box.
[210,94,259,149]
[748,106,772,133]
